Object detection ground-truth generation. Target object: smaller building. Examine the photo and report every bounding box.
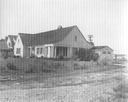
[0,39,9,58]
[91,46,114,65]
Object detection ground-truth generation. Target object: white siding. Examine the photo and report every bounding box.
[14,35,24,57]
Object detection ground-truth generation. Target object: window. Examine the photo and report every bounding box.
[103,51,106,54]
[40,48,42,54]
[107,51,111,54]
[16,48,21,54]
[37,48,40,54]
[9,42,11,47]
[75,36,77,42]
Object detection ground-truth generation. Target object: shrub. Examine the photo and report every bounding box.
[41,62,52,72]
[92,53,99,62]
[6,62,17,70]
[78,49,99,61]
[8,51,14,57]
[26,67,35,73]
[54,63,63,69]
[74,63,81,70]
[57,55,64,60]
[72,55,79,61]
[1,52,8,59]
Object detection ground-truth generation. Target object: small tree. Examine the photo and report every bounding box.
[78,49,99,61]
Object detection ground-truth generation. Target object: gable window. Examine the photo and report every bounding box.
[16,48,21,54]
[107,51,111,54]
[75,36,77,42]
[103,51,106,54]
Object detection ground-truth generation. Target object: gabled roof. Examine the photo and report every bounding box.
[19,26,76,46]
[91,46,114,51]
[0,40,9,50]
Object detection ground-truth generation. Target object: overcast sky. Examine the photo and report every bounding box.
[0,0,128,54]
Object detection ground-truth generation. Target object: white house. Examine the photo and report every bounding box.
[14,25,93,58]
[6,35,17,49]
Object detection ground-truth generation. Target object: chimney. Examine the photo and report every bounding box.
[57,25,62,29]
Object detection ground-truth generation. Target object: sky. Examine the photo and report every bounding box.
[0,0,128,54]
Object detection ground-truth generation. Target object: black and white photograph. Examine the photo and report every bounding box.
[0,0,128,102]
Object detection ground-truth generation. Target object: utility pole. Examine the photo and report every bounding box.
[88,35,93,42]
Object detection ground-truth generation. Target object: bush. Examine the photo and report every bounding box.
[1,52,8,59]
[8,51,14,57]
[92,53,99,62]
[57,55,64,60]
[78,49,99,61]
[6,62,17,70]
[72,55,79,61]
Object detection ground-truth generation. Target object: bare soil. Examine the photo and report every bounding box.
[0,64,127,102]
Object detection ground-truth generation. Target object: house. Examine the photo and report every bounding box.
[14,25,93,58]
[91,46,114,64]
[6,35,17,49]
[0,39,9,57]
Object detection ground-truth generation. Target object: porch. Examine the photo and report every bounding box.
[28,46,80,58]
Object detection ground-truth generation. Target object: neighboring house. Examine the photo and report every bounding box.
[114,54,127,62]
[0,39,9,57]
[91,46,114,64]
[6,35,17,49]
[14,25,93,58]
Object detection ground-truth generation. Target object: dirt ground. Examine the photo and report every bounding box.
[0,65,127,102]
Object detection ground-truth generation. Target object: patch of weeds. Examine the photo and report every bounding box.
[6,62,17,70]
[41,62,54,73]
[54,63,63,69]
[112,84,128,101]
[74,63,81,70]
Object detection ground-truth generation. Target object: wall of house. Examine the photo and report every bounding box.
[95,47,113,64]
[54,26,93,57]
[23,46,30,57]
[14,35,24,57]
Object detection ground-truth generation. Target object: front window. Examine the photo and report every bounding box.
[16,48,21,54]
[75,36,77,42]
